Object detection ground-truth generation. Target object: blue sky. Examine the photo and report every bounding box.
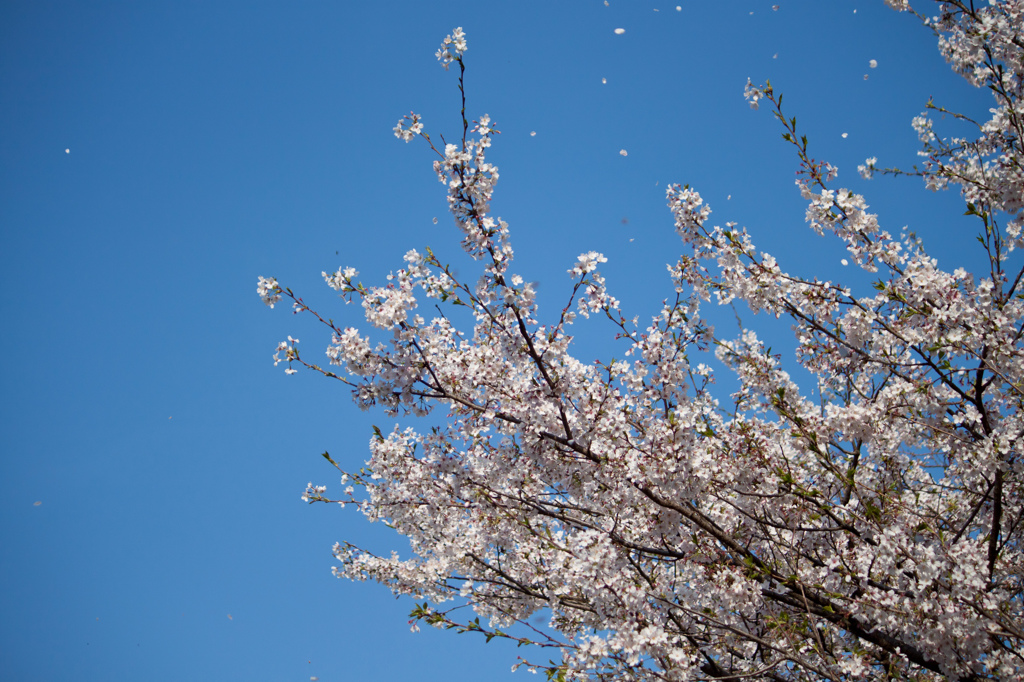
[0,1,990,680]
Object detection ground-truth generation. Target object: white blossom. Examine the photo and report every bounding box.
[257,276,281,308]
[436,27,467,70]
[743,78,763,109]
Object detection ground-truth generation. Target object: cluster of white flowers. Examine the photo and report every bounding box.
[393,112,423,143]
[665,184,712,243]
[858,155,879,179]
[568,251,607,277]
[322,266,358,292]
[573,256,619,318]
[256,276,281,308]
[912,114,937,143]
[743,78,763,110]
[430,115,508,266]
[260,11,1024,681]
[905,1,1024,243]
[435,26,466,70]
[273,336,300,374]
[300,482,326,503]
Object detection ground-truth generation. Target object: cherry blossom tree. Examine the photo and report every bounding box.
[258,3,1023,680]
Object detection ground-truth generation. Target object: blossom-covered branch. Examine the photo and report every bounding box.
[259,5,1023,680]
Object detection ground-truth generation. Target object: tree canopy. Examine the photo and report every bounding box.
[260,3,1024,679]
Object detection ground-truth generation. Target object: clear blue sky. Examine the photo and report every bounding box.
[0,1,989,680]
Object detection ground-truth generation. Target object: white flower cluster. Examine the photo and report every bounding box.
[256,276,281,308]
[300,482,326,503]
[665,184,712,244]
[435,26,466,70]
[743,78,763,110]
[858,155,878,179]
[569,252,618,317]
[393,112,423,143]
[568,251,607,277]
[910,1,1024,241]
[273,336,300,375]
[431,115,507,265]
[323,266,358,292]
